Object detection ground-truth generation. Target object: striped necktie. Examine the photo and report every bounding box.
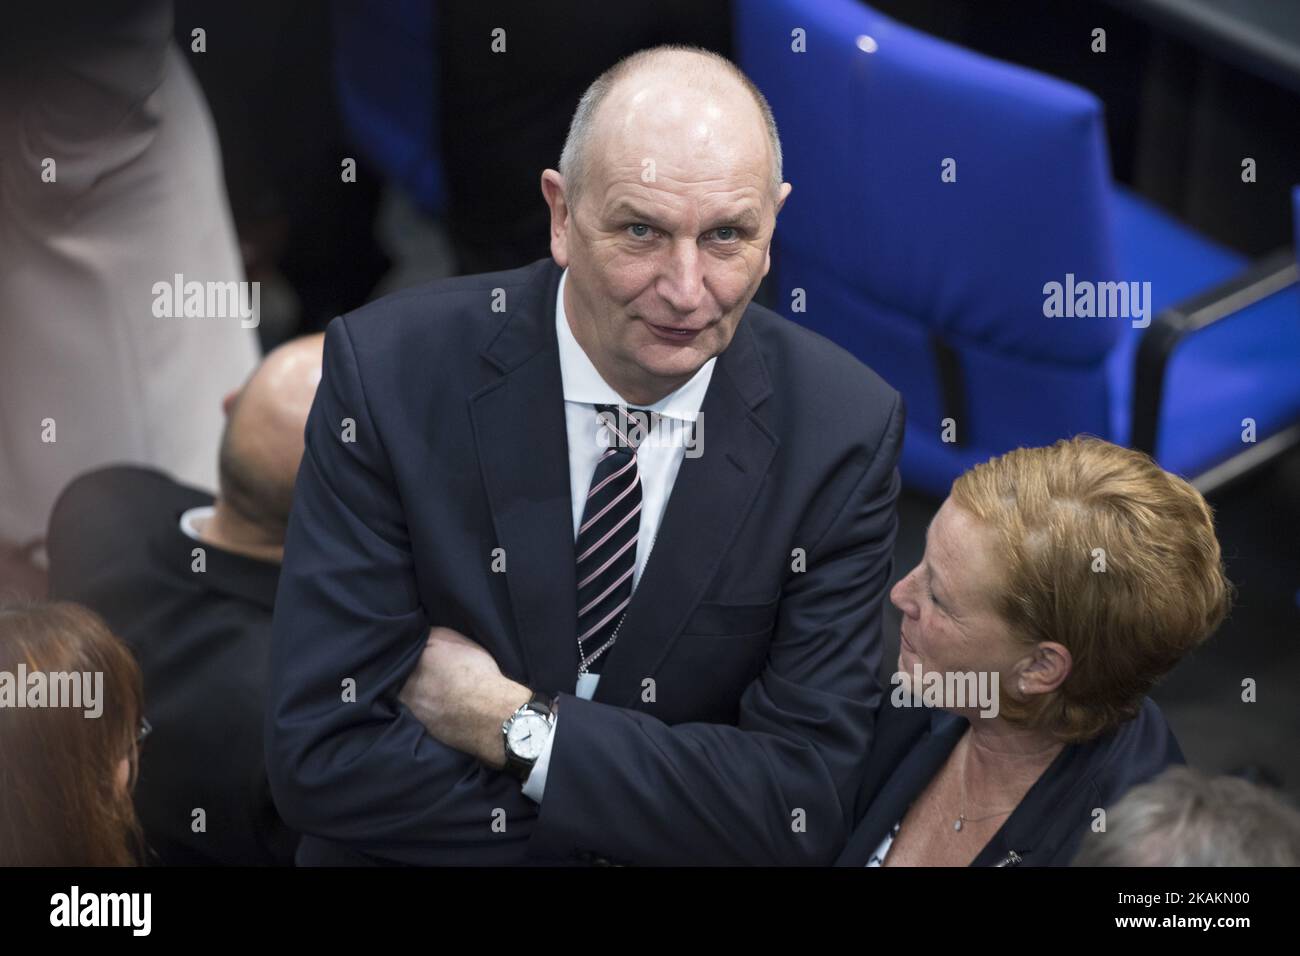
[575,404,649,674]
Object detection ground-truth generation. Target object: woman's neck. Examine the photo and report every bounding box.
[960,720,1064,803]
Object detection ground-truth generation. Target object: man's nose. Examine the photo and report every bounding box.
[658,242,706,316]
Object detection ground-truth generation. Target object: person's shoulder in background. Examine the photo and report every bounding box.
[46,464,212,599]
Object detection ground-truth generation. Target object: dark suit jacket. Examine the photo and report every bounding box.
[46,466,299,866]
[834,697,1184,867]
[267,257,904,865]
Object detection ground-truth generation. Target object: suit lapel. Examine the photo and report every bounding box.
[469,260,581,696]
[593,319,777,708]
[470,268,779,705]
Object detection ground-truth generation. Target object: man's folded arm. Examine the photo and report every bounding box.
[265,317,537,864]
[529,393,904,865]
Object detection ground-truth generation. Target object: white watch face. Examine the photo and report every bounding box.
[507,713,549,760]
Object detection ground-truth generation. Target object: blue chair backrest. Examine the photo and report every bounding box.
[736,0,1124,492]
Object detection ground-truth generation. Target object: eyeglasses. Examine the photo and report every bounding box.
[137,717,153,746]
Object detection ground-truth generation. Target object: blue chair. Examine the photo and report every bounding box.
[736,0,1300,496]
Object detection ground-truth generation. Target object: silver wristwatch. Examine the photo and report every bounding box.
[501,692,557,780]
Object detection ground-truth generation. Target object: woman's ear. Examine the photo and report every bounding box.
[1021,642,1072,694]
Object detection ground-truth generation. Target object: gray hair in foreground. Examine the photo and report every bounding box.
[1074,766,1300,866]
[558,45,784,211]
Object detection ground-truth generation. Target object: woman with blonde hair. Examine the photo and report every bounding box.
[0,601,147,865]
[836,437,1232,867]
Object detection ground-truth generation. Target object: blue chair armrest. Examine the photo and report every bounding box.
[1131,248,1299,457]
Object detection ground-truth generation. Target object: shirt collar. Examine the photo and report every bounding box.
[170,506,281,610]
[179,505,215,542]
[555,267,715,422]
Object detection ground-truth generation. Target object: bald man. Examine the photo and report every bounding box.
[270,46,903,866]
[47,334,325,866]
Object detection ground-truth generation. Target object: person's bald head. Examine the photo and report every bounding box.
[543,46,792,407]
[558,46,783,213]
[217,333,325,542]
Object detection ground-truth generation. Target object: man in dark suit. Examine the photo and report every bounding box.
[267,46,904,865]
[47,334,324,866]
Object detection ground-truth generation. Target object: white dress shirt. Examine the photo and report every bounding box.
[520,267,715,802]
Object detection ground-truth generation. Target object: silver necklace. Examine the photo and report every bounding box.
[953,735,1017,832]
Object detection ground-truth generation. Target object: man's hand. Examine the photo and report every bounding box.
[399,627,533,769]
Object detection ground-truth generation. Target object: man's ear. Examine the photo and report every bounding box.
[540,169,571,268]
[221,388,240,417]
[763,184,793,278]
[774,181,793,217]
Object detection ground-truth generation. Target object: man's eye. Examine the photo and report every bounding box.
[713,227,739,242]
[628,224,654,239]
